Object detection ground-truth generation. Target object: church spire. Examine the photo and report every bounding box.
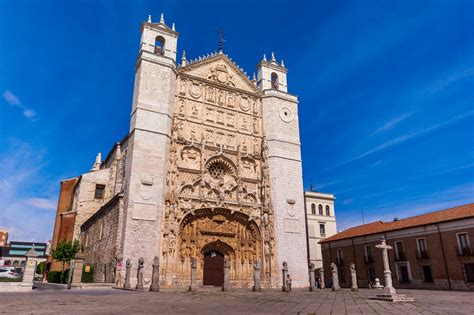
[181,50,187,67]
[91,153,102,172]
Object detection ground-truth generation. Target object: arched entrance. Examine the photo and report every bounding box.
[203,250,224,286]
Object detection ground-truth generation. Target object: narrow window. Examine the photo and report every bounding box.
[417,238,428,259]
[318,204,323,215]
[95,184,105,199]
[464,263,474,282]
[319,224,326,237]
[395,241,405,260]
[325,205,330,216]
[336,249,343,265]
[271,72,279,90]
[155,36,165,55]
[311,203,316,214]
[99,222,104,240]
[365,245,373,262]
[422,265,433,282]
[457,233,471,255]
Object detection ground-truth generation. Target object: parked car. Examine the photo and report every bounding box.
[0,268,21,279]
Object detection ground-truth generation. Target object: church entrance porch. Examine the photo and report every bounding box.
[203,250,224,286]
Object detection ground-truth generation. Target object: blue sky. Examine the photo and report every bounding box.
[0,0,473,242]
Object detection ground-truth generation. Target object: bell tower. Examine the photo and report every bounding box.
[121,14,178,278]
[258,53,308,287]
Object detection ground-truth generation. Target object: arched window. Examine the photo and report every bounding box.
[318,204,323,215]
[311,203,316,214]
[155,36,165,55]
[271,72,279,90]
[326,205,330,216]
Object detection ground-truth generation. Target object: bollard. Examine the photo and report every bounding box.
[188,257,197,291]
[136,257,144,290]
[150,256,160,292]
[124,259,131,289]
[331,262,340,291]
[253,260,261,292]
[319,267,325,289]
[281,261,289,292]
[308,262,316,291]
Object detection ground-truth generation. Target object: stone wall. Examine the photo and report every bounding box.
[81,195,124,283]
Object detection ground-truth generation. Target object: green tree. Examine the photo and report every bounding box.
[36,261,47,282]
[51,239,80,284]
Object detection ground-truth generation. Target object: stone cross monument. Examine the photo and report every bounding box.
[375,237,395,295]
[350,263,358,291]
[253,260,261,292]
[124,259,131,289]
[331,262,340,291]
[150,256,160,292]
[22,247,39,289]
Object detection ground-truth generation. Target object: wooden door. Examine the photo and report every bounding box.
[203,251,224,286]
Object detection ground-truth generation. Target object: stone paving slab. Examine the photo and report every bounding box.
[0,288,473,314]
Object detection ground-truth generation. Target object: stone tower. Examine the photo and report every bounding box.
[257,53,308,287]
[121,15,178,277]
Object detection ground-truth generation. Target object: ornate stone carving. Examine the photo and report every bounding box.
[189,82,202,99]
[207,64,236,87]
[180,146,201,170]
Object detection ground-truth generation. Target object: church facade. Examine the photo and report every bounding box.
[50,16,309,288]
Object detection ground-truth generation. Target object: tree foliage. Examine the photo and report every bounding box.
[51,239,80,283]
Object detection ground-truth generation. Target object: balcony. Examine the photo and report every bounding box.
[364,256,374,264]
[416,250,430,260]
[456,246,474,257]
[395,252,406,261]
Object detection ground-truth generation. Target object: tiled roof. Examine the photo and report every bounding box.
[320,203,474,243]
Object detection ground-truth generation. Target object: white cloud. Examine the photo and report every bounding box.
[373,111,414,135]
[2,90,38,121]
[3,90,21,106]
[24,197,57,211]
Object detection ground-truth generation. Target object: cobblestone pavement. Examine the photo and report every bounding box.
[1,287,473,314]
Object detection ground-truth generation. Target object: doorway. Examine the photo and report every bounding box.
[203,250,224,286]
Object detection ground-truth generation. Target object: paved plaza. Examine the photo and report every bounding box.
[1,287,474,314]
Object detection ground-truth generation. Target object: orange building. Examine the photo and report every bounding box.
[48,178,78,271]
[0,229,8,247]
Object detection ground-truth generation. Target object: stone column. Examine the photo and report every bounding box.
[124,259,131,289]
[319,268,325,289]
[308,262,316,291]
[136,257,144,290]
[22,248,39,288]
[331,262,340,291]
[150,256,160,292]
[222,257,230,291]
[188,257,197,291]
[69,252,85,288]
[281,261,289,292]
[375,236,396,295]
[253,260,261,292]
[350,263,358,291]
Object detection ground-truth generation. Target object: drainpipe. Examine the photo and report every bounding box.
[437,224,452,290]
[303,194,311,288]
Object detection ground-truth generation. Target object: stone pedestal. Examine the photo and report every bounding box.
[188,257,197,291]
[22,248,39,289]
[370,237,414,302]
[150,256,160,292]
[319,268,325,289]
[281,261,289,292]
[136,257,144,290]
[253,260,261,292]
[124,259,131,289]
[71,252,85,288]
[350,263,358,291]
[308,263,316,291]
[373,278,383,289]
[331,263,340,291]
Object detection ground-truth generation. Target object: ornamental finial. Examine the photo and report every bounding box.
[160,13,165,24]
[147,15,152,23]
[271,52,276,62]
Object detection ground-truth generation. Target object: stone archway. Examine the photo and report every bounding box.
[178,208,261,286]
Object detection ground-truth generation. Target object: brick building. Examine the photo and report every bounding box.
[0,229,8,247]
[320,203,474,291]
